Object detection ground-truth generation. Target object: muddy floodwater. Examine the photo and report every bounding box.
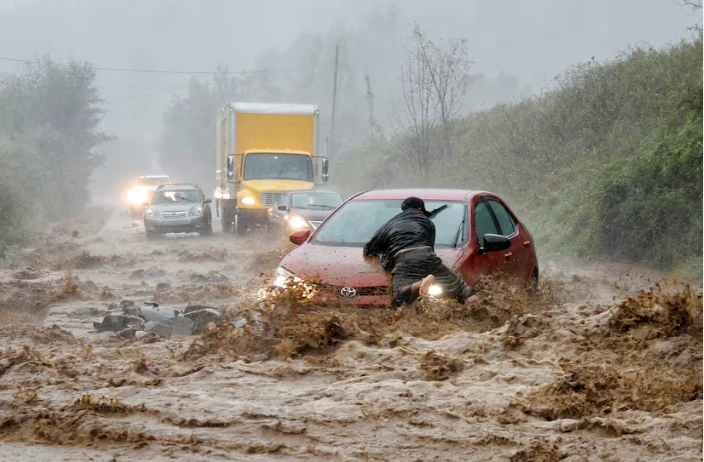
[0,207,701,461]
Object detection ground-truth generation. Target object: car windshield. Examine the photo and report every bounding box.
[152,189,200,204]
[312,199,467,247]
[243,153,312,182]
[291,193,342,210]
[136,177,170,187]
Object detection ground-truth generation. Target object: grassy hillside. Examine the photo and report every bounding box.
[335,36,702,277]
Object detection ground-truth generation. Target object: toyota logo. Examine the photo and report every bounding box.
[339,287,357,298]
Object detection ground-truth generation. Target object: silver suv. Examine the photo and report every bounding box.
[143,184,213,238]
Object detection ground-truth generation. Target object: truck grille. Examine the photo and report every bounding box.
[161,211,188,219]
[260,192,281,206]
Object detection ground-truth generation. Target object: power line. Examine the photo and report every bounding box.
[0,56,301,75]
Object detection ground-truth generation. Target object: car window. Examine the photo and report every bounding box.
[473,200,499,243]
[152,189,200,204]
[312,199,466,247]
[487,199,517,236]
[291,193,343,210]
[275,194,289,209]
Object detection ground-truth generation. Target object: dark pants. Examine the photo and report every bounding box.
[391,249,475,307]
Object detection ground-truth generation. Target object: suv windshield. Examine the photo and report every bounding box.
[291,193,342,210]
[312,199,467,247]
[243,153,312,182]
[152,189,200,204]
[137,177,170,187]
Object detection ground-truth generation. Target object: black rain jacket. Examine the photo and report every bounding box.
[363,209,435,272]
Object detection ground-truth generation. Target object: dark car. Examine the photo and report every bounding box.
[273,188,538,307]
[268,189,344,236]
[143,184,213,238]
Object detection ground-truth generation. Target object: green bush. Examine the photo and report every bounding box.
[0,57,108,257]
[342,36,703,275]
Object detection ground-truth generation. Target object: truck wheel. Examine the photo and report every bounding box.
[234,214,246,236]
[221,212,232,233]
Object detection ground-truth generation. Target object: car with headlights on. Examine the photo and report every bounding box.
[273,188,538,307]
[127,175,172,218]
[143,184,212,238]
[268,189,343,236]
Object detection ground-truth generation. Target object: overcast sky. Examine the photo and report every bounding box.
[0,0,698,146]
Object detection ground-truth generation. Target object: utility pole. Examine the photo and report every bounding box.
[329,44,340,161]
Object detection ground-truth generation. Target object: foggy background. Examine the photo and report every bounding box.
[0,0,697,200]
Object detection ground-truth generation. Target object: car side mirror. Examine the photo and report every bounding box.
[277,205,288,211]
[289,229,310,246]
[204,198,212,204]
[479,234,510,254]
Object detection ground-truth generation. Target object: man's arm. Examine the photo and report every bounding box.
[363,224,387,257]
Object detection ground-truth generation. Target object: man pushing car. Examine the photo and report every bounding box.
[363,196,478,308]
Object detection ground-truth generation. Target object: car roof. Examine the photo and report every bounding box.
[352,188,489,201]
[157,184,199,191]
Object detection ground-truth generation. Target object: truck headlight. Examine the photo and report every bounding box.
[241,196,255,205]
[287,215,308,230]
[428,284,443,297]
[274,266,302,287]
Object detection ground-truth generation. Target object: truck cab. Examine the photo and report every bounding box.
[215,103,328,234]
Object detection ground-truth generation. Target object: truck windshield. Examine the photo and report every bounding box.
[243,153,312,182]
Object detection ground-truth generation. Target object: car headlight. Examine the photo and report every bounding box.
[193,206,203,216]
[287,215,309,230]
[274,266,301,288]
[128,187,148,205]
[214,189,222,199]
[428,284,443,297]
[241,195,255,205]
[145,208,155,218]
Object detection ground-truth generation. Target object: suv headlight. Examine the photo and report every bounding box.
[287,215,308,230]
[274,266,301,287]
[145,208,155,218]
[193,206,203,216]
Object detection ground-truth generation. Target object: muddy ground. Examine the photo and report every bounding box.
[0,207,701,461]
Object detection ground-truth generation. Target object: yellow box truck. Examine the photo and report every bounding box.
[214,102,328,234]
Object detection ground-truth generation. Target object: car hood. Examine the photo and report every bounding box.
[151,203,197,213]
[289,209,334,222]
[280,244,464,288]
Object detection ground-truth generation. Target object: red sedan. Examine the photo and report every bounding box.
[274,188,538,307]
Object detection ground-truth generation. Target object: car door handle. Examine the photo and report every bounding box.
[523,241,531,247]
[504,252,513,258]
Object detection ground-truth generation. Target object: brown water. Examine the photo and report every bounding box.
[0,207,701,461]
